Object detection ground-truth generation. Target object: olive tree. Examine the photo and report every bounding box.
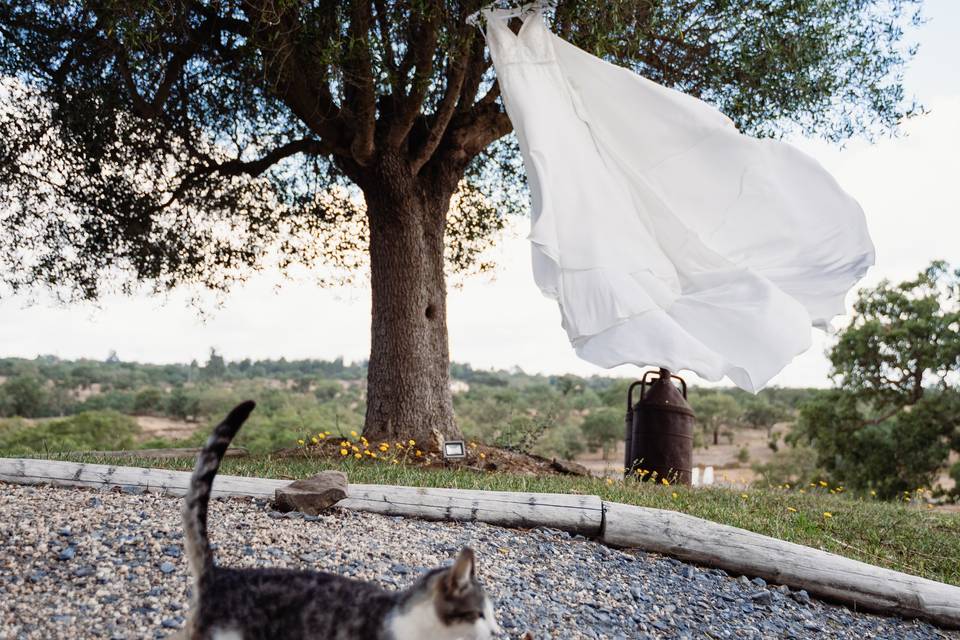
[792,262,960,498]
[0,0,922,448]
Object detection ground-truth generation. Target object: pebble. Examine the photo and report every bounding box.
[0,482,956,640]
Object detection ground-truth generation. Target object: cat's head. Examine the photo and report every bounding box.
[390,547,500,640]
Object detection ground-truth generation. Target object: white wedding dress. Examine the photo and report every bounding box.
[480,8,875,392]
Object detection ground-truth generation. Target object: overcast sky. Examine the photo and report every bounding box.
[1,1,958,388]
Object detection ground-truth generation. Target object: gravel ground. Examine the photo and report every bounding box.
[0,482,956,640]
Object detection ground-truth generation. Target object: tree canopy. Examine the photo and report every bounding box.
[0,0,923,299]
[793,262,960,498]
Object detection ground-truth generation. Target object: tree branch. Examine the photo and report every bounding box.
[108,11,215,119]
[212,138,333,177]
[434,102,512,171]
[240,0,351,157]
[385,8,439,149]
[411,35,471,174]
[343,0,376,165]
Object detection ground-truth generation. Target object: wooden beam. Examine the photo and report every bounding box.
[0,458,602,535]
[601,502,960,629]
[338,483,603,535]
[0,457,288,499]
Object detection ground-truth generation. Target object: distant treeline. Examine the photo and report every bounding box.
[0,353,824,461]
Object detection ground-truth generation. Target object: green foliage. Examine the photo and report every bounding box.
[737,446,750,464]
[752,445,825,488]
[0,411,140,455]
[133,388,164,415]
[0,375,48,418]
[691,392,743,447]
[792,262,960,499]
[538,421,587,460]
[202,348,227,380]
[742,398,789,435]
[580,407,623,460]
[830,262,960,409]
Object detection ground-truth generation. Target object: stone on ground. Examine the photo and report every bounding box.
[274,471,348,515]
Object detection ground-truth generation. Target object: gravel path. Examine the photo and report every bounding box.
[0,482,956,640]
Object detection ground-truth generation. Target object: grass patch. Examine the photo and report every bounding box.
[25,452,960,587]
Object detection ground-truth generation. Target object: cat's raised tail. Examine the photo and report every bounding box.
[182,400,256,593]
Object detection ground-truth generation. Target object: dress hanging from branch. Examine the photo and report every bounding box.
[479,7,875,392]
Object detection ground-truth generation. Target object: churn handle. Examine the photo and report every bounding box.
[638,369,658,403]
[626,380,644,411]
[670,373,688,399]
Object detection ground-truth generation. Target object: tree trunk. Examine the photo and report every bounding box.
[361,155,461,451]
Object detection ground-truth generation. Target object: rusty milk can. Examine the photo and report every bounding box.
[624,368,695,485]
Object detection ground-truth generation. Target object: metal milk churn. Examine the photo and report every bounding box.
[624,368,695,484]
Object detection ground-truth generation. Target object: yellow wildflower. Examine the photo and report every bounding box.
[297,439,305,446]
[605,478,613,485]
[415,450,423,457]
[311,436,319,444]
[350,430,358,437]
[787,507,797,513]
[661,478,669,486]
[818,480,828,487]
[823,512,833,519]
[354,452,362,459]
[479,452,486,459]
[408,439,416,446]
[671,492,678,499]
[740,493,749,499]
[340,449,348,456]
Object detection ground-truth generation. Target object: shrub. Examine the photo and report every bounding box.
[752,444,823,487]
[0,410,141,454]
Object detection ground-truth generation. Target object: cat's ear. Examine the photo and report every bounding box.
[446,547,476,593]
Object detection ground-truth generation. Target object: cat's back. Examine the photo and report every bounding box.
[193,566,398,640]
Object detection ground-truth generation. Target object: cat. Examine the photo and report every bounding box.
[175,400,501,640]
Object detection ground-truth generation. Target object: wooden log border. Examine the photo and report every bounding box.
[1,458,957,628]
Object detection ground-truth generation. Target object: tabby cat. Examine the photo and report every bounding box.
[176,401,500,640]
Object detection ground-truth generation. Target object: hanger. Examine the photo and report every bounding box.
[466,1,554,28]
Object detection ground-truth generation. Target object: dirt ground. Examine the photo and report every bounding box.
[574,425,958,493]
[133,416,199,442]
[574,424,786,487]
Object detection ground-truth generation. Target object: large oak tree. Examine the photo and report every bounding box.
[0,0,921,448]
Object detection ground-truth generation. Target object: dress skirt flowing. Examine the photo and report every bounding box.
[481,9,875,392]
